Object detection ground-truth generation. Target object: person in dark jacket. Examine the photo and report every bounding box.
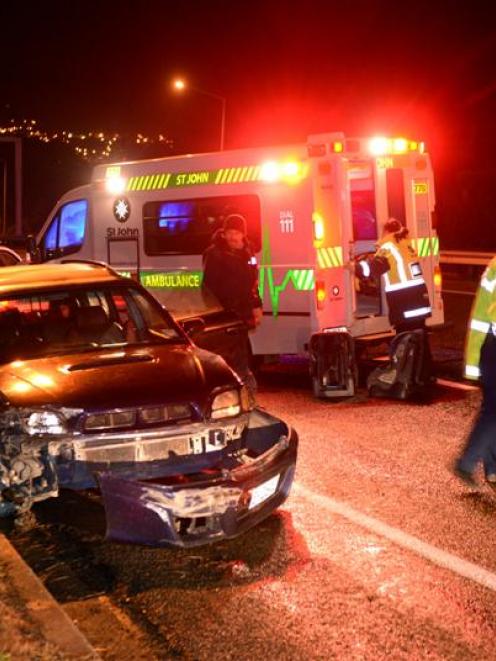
[202,213,262,389]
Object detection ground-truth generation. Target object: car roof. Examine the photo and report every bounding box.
[0,263,123,296]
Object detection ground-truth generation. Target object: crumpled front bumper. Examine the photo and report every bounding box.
[97,409,298,547]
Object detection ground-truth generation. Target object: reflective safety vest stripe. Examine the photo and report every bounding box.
[464,256,496,380]
[376,234,432,320]
[377,235,427,292]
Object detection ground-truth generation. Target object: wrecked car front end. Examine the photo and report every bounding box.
[0,404,297,546]
[0,267,297,546]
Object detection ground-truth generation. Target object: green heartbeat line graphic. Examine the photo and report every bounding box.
[258,225,314,317]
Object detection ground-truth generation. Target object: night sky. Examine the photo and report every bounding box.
[1,0,496,245]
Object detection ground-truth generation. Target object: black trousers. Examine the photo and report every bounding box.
[458,334,496,475]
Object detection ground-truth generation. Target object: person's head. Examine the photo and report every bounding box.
[383,218,402,236]
[51,297,75,320]
[223,213,246,250]
[383,217,409,242]
[59,302,72,319]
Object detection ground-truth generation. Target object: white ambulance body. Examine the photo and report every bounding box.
[36,132,443,395]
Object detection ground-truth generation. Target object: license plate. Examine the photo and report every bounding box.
[249,474,280,509]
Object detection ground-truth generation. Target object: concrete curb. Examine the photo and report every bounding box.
[0,533,99,659]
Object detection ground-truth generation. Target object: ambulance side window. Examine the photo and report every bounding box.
[143,194,261,255]
[41,199,87,260]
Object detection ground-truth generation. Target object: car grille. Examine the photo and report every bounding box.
[71,420,246,464]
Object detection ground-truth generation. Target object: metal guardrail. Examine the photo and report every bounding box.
[440,251,494,266]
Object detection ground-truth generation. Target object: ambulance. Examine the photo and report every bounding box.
[35,132,443,397]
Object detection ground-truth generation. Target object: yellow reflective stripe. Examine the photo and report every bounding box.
[240,166,248,182]
[321,249,332,267]
[215,169,224,184]
[232,167,242,183]
[316,246,344,268]
[253,165,261,180]
[137,175,146,191]
[226,168,235,183]
[220,168,230,184]
[413,237,440,257]
[127,177,136,191]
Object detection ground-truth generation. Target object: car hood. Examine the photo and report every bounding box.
[0,344,238,410]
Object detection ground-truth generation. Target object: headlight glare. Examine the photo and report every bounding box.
[210,389,241,420]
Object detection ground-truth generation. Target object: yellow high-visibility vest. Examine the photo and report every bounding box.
[465,256,496,379]
[376,233,425,292]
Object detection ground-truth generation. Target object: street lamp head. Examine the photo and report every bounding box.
[172,78,186,91]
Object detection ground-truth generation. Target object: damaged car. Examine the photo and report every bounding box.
[0,262,297,546]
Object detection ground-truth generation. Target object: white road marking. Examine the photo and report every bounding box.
[436,377,479,391]
[295,483,496,593]
[442,289,475,296]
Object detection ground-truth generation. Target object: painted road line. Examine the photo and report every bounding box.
[436,378,479,391]
[442,289,476,296]
[295,483,496,593]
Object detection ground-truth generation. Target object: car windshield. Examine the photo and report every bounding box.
[0,284,183,364]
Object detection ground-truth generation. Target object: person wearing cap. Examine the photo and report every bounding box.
[202,213,263,389]
[355,218,433,382]
[453,255,496,487]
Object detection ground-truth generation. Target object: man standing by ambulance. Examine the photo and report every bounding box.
[202,213,263,391]
[454,256,496,486]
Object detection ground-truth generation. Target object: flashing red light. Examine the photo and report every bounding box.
[316,280,326,310]
[433,265,442,289]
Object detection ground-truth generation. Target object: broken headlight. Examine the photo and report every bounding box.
[210,389,242,420]
[22,409,68,436]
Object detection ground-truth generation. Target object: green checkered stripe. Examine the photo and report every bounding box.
[316,246,344,268]
[289,269,315,290]
[126,165,264,192]
[412,236,439,257]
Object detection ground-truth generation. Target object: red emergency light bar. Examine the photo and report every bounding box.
[308,137,425,158]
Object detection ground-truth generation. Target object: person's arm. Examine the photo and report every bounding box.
[203,251,234,309]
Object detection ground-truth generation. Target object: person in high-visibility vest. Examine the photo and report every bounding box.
[454,256,496,486]
[355,218,433,383]
[356,218,432,331]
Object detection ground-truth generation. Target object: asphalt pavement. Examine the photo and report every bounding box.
[4,284,495,659]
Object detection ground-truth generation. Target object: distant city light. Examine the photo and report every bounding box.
[0,118,174,162]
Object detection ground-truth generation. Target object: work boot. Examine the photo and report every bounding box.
[452,462,478,487]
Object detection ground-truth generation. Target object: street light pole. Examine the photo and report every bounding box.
[0,137,22,235]
[172,79,226,151]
